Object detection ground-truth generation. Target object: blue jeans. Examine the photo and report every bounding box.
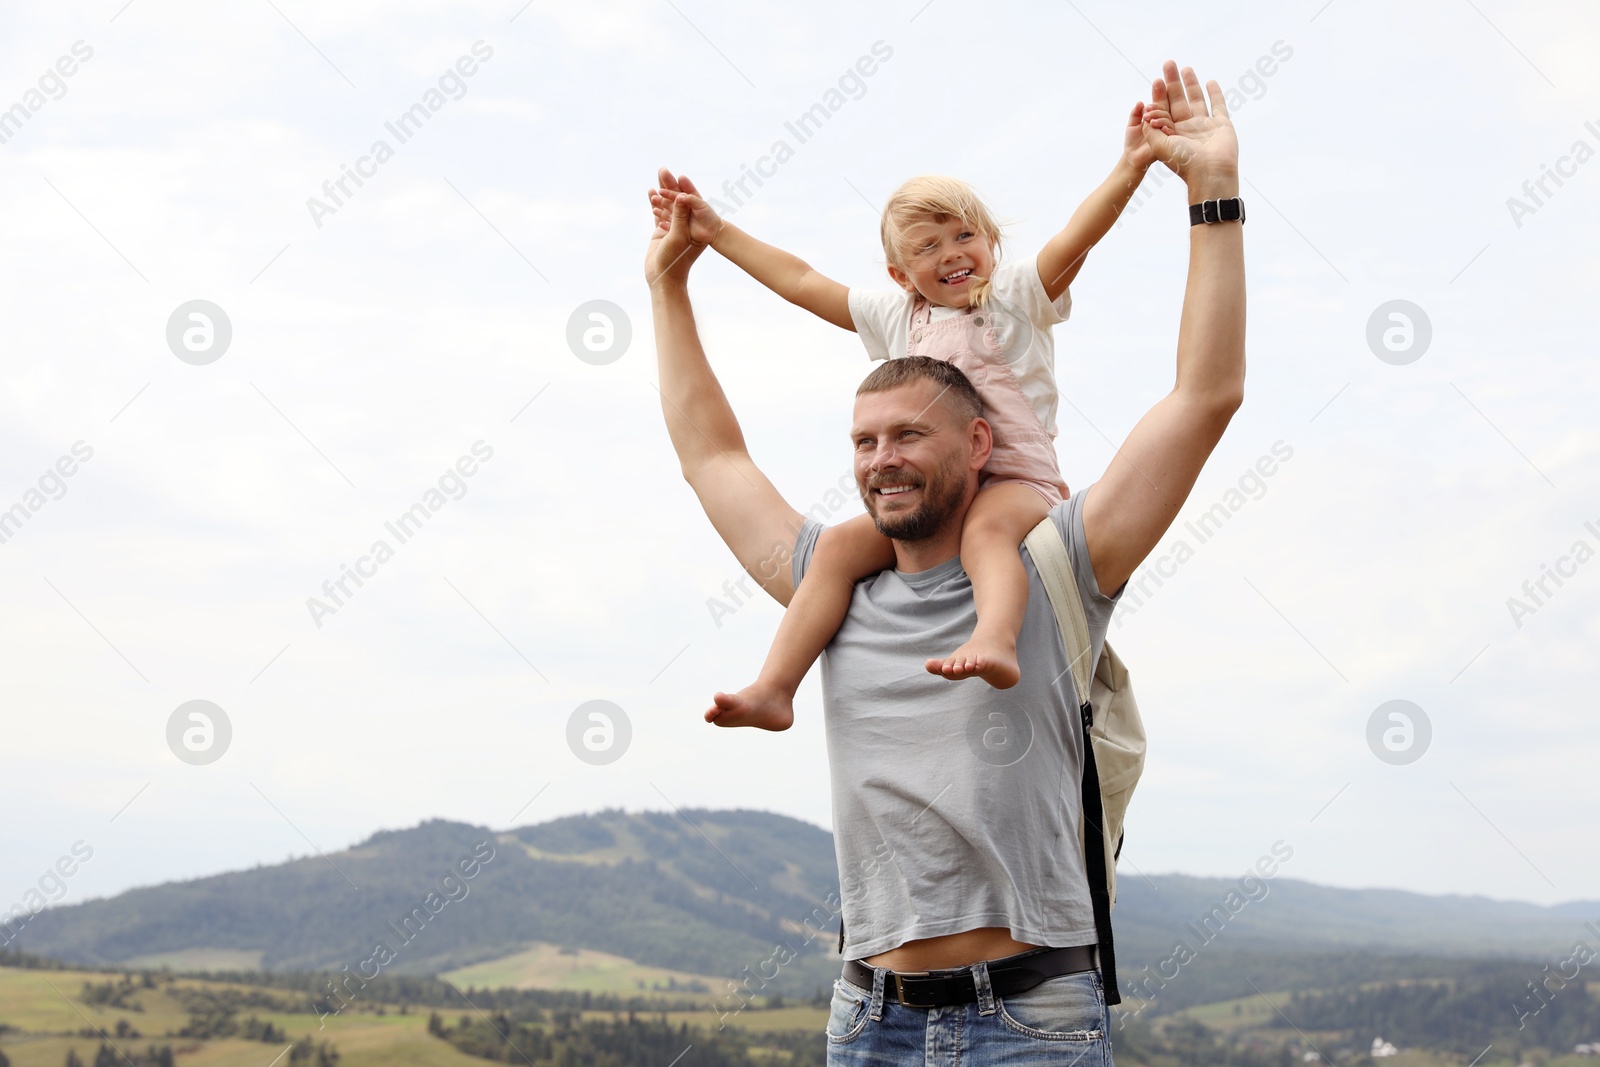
[825,959,1114,1066]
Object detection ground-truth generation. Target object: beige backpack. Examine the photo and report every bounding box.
[1024,517,1147,1006]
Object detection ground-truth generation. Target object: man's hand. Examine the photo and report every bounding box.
[1140,60,1240,191]
[644,181,707,290]
[649,168,725,247]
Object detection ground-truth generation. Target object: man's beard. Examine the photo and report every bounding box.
[861,458,967,542]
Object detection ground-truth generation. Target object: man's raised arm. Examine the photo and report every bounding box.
[1082,62,1247,597]
[648,183,805,606]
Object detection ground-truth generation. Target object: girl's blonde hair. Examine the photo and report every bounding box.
[880,176,1005,309]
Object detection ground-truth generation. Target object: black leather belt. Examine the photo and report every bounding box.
[842,944,1097,1009]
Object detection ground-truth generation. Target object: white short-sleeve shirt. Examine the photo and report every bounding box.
[847,255,1072,437]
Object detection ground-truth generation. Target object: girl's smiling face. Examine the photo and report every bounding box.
[887,216,996,309]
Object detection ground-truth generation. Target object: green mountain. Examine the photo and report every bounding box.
[10,809,1596,999]
[10,810,845,995]
[1111,871,1599,964]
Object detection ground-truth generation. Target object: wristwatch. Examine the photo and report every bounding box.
[1189,197,1246,226]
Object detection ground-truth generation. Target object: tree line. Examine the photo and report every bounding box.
[1271,969,1600,1057]
[427,1010,825,1067]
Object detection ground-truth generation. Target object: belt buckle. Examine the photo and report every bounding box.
[892,971,934,1008]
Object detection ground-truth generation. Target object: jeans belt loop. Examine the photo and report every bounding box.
[869,964,887,1021]
[972,959,996,1016]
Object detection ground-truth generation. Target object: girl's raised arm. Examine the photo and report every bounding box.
[1034,101,1168,301]
[651,169,855,333]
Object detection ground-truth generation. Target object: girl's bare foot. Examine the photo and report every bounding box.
[925,637,1021,689]
[706,683,796,731]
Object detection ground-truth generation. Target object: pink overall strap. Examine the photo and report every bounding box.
[907,297,933,356]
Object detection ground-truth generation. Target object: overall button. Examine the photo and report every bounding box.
[913,330,923,342]
[973,316,985,326]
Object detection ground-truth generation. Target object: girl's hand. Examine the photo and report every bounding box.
[1123,100,1168,172]
[649,168,725,247]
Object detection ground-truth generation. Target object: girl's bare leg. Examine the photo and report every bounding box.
[709,512,896,729]
[927,483,1052,689]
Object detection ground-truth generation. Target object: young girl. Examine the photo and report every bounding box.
[651,101,1168,729]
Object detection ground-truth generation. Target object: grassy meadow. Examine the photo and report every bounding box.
[0,959,826,1067]
[439,941,725,998]
[5,950,1597,1067]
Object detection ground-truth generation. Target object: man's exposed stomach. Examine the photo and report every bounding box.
[864,927,1043,971]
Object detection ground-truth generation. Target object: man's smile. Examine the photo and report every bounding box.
[871,480,920,500]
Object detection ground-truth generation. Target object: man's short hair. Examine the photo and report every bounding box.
[855,356,983,425]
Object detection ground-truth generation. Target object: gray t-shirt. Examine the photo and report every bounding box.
[793,486,1121,960]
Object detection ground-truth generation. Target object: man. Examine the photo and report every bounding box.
[648,62,1243,1063]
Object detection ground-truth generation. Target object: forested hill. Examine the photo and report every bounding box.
[13,810,846,988]
[1110,871,1598,962]
[11,809,1596,990]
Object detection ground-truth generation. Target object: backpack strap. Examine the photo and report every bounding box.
[1023,517,1123,1006]
[1024,519,1094,704]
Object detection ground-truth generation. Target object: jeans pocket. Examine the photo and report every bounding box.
[825,979,871,1044]
[996,971,1107,1040]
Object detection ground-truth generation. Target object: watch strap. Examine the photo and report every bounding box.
[1189,197,1245,225]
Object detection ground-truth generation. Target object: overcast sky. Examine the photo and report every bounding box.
[2,0,1596,928]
